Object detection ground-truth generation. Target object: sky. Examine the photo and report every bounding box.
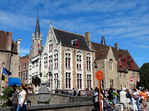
[0,0,149,67]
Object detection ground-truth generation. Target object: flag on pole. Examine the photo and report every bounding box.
[1,74,8,85]
[2,67,11,76]
[2,74,5,80]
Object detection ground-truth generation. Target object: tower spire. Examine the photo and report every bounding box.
[101,27,106,45]
[35,17,40,37]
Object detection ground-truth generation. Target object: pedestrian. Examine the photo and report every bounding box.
[11,85,19,111]
[92,88,99,111]
[139,89,148,110]
[112,88,119,108]
[16,84,27,111]
[120,88,128,110]
[132,88,138,111]
[89,88,94,96]
[126,89,132,104]
[72,88,76,96]
[84,88,89,96]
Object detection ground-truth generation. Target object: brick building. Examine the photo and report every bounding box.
[19,55,29,84]
[0,30,21,92]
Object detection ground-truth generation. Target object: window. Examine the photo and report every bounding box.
[76,51,82,70]
[77,73,82,89]
[109,59,113,71]
[54,50,58,69]
[66,72,71,88]
[19,72,20,78]
[49,55,53,70]
[65,49,71,69]
[86,53,91,71]
[44,53,48,68]
[49,40,53,52]
[87,74,91,89]
[54,73,58,89]
[24,63,26,69]
[110,79,114,87]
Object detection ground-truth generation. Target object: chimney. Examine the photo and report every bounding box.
[16,39,22,54]
[6,32,12,51]
[114,43,119,51]
[84,32,91,49]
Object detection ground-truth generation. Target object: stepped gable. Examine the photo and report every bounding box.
[53,28,90,51]
[0,30,17,53]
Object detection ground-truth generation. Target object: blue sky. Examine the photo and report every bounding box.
[0,0,149,67]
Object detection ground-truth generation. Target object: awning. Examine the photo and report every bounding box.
[8,77,21,86]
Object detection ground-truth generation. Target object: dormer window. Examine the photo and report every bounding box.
[71,39,79,48]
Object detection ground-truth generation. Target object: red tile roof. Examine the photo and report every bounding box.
[91,42,139,72]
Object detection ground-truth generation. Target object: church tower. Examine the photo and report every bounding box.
[30,17,42,58]
[101,28,106,45]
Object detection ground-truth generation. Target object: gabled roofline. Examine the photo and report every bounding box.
[52,27,84,37]
[50,26,58,44]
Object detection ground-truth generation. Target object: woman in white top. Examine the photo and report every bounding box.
[16,84,27,111]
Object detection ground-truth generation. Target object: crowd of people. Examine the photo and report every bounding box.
[77,85,149,111]
[5,84,149,111]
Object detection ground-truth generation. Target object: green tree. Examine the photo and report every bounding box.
[1,86,13,100]
[139,63,149,89]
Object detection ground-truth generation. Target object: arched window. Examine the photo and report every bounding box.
[65,49,71,69]
[76,51,82,70]
[44,53,48,68]
[86,53,91,71]
[109,59,113,71]
[54,50,58,69]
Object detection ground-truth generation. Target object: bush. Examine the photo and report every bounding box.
[1,86,13,100]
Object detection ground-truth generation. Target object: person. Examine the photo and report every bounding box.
[108,85,113,104]
[132,88,138,111]
[11,85,19,111]
[139,89,148,110]
[77,88,81,96]
[120,88,128,110]
[84,88,89,96]
[126,89,132,104]
[16,84,27,111]
[89,88,94,96]
[72,88,76,96]
[112,88,119,108]
[93,88,99,111]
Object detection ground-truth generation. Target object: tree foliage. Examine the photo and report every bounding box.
[139,63,149,89]
[1,86,13,100]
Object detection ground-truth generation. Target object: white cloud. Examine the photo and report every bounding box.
[20,48,30,56]
[135,45,149,49]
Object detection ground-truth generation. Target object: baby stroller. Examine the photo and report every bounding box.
[103,99,114,111]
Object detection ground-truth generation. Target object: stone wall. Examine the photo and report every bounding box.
[0,101,94,111]
[27,93,93,105]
